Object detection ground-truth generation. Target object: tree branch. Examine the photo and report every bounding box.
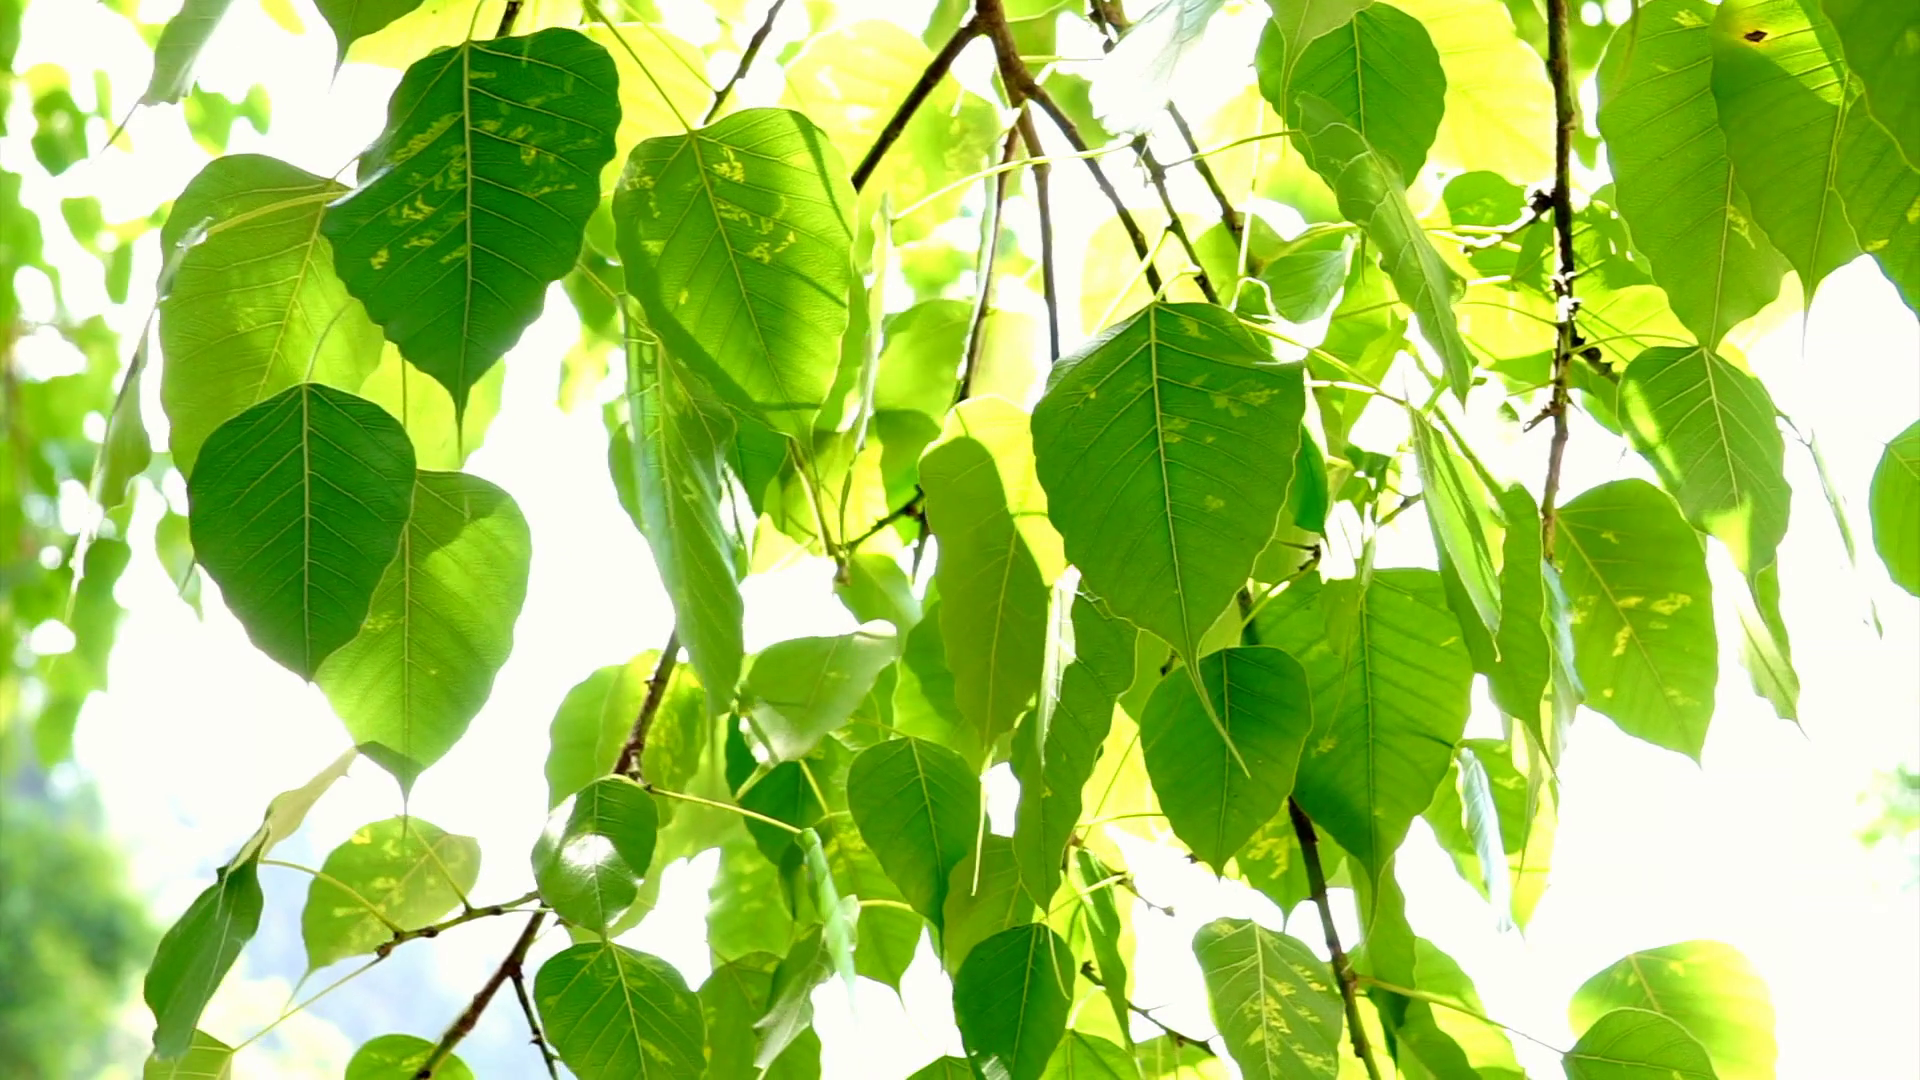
[852,17,982,192]
[848,490,926,552]
[415,912,546,1079]
[1014,108,1061,363]
[495,0,523,37]
[705,0,789,123]
[510,964,562,1079]
[1134,134,1220,303]
[1288,797,1385,1080]
[1079,961,1217,1056]
[375,890,542,958]
[614,630,680,781]
[1538,0,1579,562]
[956,121,1023,404]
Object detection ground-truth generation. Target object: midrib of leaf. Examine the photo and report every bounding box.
[188,875,245,1047]
[1559,518,1680,722]
[1145,309,1192,659]
[1009,929,1042,1071]
[250,199,328,404]
[1248,927,1281,1079]
[459,42,476,418]
[909,742,949,894]
[687,130,792,411]
[1215,658,1233,858]
[302,387,315,674]
[1625,952,1666,1015]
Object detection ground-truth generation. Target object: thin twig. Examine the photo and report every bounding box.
[1538,0,1579,562]
[1135,134,1220,303]
[375,890,542,958]
[614,631,681,780]
[957,121,1024,404]
[1288,798,1385,1080]
[848,490,926,551]
[1015,108,1061,363]
[415,912,546,1079]
[705,0,789,123]
[495,0,522,36]
[852,17,982,191]
[509,965,562,1079]
[1079,961,1217,1056]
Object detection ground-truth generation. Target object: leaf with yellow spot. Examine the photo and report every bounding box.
[1193,917,1344,1080]
[300,816,480,971]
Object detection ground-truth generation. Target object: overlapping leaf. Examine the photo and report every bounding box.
[343,1035,473,1080]
[532,776,659,932]
[1394,0,1555,177]
[746,630,896,760]
[1564,1009,1720,1080]
[1193,918,1344,1080]
[1835,92,1920,314]
[1571,941,1775,1080]
[536,942,706,1079]
[846,736,978,930]
[1822,0,1920,167]
[301,816,479,970]
[143,860,263,1060]
[953,924,1075,1080]
[1286,3,1445,182]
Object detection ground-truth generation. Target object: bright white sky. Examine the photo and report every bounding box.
[10,0,1919,1076]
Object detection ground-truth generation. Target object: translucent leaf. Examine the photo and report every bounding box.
[232,746,359,866]
[1043,1032,1141,1079]
[1557,480,1718,759]
[186,384,415,680]
[1736,562,1799,722]
[1073,849,1134,1043]
[700,953,823,1080]
[1092,0,1228,133]
[343,1034,473,1080]
[756,927,834,1069]
[1287,3,1446,182]
[532,776,658,932]
[301,816,479,970]
[324,29,619,416]
[953,924,1075,1080]
[317,471,531,790]
[1835,91,1920,314]
[1571,941,1774,1080]
[942,835,1033,973]
[354,348,504,469]
[746,630,896,760]
[313,0,425,65]
[847,736,979,931]
[536,942,706,1079]
[909,1058,977,1080]
[1822,0,1920,168]
[141,0,234,105]
[1871,420,1920,595]
[1393,0,1555,178]
[143,862,261,1060]
[1193,917,1344,1080]
[142,1030,232,1080]
[1413,410,1502,639]
[1563,1009,1720,1080]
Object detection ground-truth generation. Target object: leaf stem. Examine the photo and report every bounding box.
[614,629,681,781]
[705,0,788,123]
[956,120,1023,405]
[647,785,805,834]
[374,890,542,958]
[416,911,546,1078]
[1015,108,1062,364]
[233,956,385,1052]
[852,16,982,192]
[1356,976,1570,1054]
[1288,797,1385,1080]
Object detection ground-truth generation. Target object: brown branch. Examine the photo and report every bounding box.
[956,121,1024,404]
[1288,798,1385,1080]
[494,0,522,36]
[1079,961,1216,1056]
[375,890,541,958]
[849,490,926,551]
[1014,109,1061,364]
[852,17,982,192]
[415,912,546,1079]
[705,0,789,123]
[1538,0,1579,562]
[509,964,562,1079]
[614,630,681,781]
[1135,135,1220,303]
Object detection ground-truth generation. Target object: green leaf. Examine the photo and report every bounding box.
[1311,244,1406,451]
[1619,346,1790,576]
[144,860,263,1059]
[355,348,506,470]
[623,345,744,703]
[738,760,823,867]
[1073,849,1135,1044]
[1570,941,1774,1080]
[819,816,924,990]
[1287,3,1446,182]
[187,384,415,680]
[1193,917,1344,1080]
[746,630,897,760]
[1557,480,1718,759]
[316,471,529,789]
[943,835,1035,973]
[1032,301,1304,676]
[1737,562,1799,722]
[1255,571,1474,877]
[701,954,823,1080]
[1254,0,1376,114]
[847,736,979,931]
[1871,420,1920,595]
[953,923,1075,1080]
[894,594,977,765]
[1394,0,1555,178]
[708,825,797,961]
[1564,1009,1720,1080]
[141,0,234,104]
[545,654,663,807]
[231,746,360,866]
[1835,88,1920,314]
[1413,410,1502,639]
[800,826,859,994]
[754,928,835,1070]
[1822,0,1920,168]
[314,0,425,65]
[159,154,384,475]
[1141,646,1314,872]
[1294,99,1474,398]
[301,816,479,970]
[1256,226,1352,323]
[536,942,706,1079]
[1709,0,1860,299]
[908,1058,977,1080]
[1234,812,1348,914]
[532,776,659,932]
[1597,0,1788,348]
[616,107,855,440]
[1044,1032,1141,1080]
[343,1034,473,1080]
[836,552,921,632]
[143,1030,233,1080]
[323,28,619,416]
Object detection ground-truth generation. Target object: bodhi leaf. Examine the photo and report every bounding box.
[953,924,1075,1080]
[1835,89,1920,314]
[1394,0,1554,178]
[1193,918,1344,1080]
[942,836,1035,973]
[1821,0,1920,168]
[1618,347,1790,577]
[846,736,978,931]
[1557,480,1718,759]
[1294,98,1474,398]
[144,860,263,1060]
[1570,941,1775,1080]
[317,471,530,790]
[1255,0,1378,112]
[1032,301,1304,684]
[159,154,385,475]
[1287,3,1446,183]
[343,1035,473,1080]
[616,107,855,440]
[701,953,824,1080]
[1043,1033,1140,1080]
[909,1059,977,1080]
[143,1030,233,1080]
[1073,849,1135,1042]
[187,384,415,680]
[532,776,659,932]
[1871,421,1920,596]
[1140,646,1314,872]
[536,942,707,1079]
[746,630,896,760]
[323,28,619,417]
[1413,409,1502,639]
[1709,0,1860,300]
[142,0,234,105]
[544,654,695,807]
[314,0,427,65]
[301,816,479,970]
[1093,0,1228,134]
[1597,0,1788,349]
[1564,1009,1720,1080]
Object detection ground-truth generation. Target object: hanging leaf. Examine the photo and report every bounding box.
[314,0,426,66]
[343,1035,473,1080]
[1835,90,1920,314]
[324,28,619,416]
[1597,0,1788,348]
[1557,480,1719,759]
[1073,850,1135,1043]
[1871,420,1920,595]
[1286,3,1446,182]
[532,776,659,932]
[819,816,923,991]
[1043,1033,1140,1080]
[1032,302,1304,677]
[1570,940,1775,1080]
[953,923,1075,1080]
[746,630,896,760]
[700,953,823,1080]
[1822,0,1920,167]
[616,107,855,440]
[301,816,479,971]
[1413,410,1502,639]
[1709,0,1860,300]
[755,928,835,1070]
[1393,0,1555,178]
[846,736,979,931]
[894,594,977,765]
[943,836,1035,973]
[1312,244,1407,451]
[316,471,529,790]
[143,1030,233,1079]
[159,155,385,475]
[800,827,859,994]
[1737,562,1799,722]
[1564,1009,1720,1080]
[1618,347,1790,577]
[1141,646,1314,872]
[536,942,707,1079]
[544,654,700,807]
[1294,99,1475,398]
[187,384,415,680]
[143,860,263,1060]
[1193,917,1344,1080]
[141,0,235,105]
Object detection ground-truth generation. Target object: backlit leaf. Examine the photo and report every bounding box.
[1193,917,1344,1080]
[1093,0,1228,134]
[536,942,706,1079]
[1394,0,1554,178]
[1287,3,1446,182]
[1564,1009,1720,1080]
[953,924,1075,1080]
[532,776,659,932]
[301,816,479,970]
[746,630,896,760]
[1414,410,1502,638]
[343,1034,473,1080]
[847,736,979,931]
[143,1030,232,1080]
[1043,1033,1141,1080]
[143,861,262,1060]
[943,835,1034,973]
[701,953,823,1080]
[142,0,234,105]
[1870,420,1920,595]
[314,0,426,65]
[1835,90,1920,314]
[1570,941,1775,1080]
[1822,0,1920,167]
